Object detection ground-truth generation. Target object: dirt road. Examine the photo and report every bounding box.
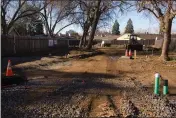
[2,48,176,117]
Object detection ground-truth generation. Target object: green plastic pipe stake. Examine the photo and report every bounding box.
[154,73,160,95]
[163,80,168,95]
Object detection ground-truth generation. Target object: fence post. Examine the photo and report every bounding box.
[68,38,70,47]
[39,38,41,52]
[33,39,34,52]
[13,35,16,54]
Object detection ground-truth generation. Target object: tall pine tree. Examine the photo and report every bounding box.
[124,18,134,34]
[112,20,120,35]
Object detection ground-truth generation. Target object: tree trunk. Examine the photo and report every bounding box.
[79,23,90,48]
[159,18,172,61]
[1,13,8,35]
[83,33,87,47]
[79,32,85,48]
[83,27,90,47]
[86,0,101,50]
[79,26,87,48]
[2,24,7,35]
[86,15,100,50]
[159,22,164,35]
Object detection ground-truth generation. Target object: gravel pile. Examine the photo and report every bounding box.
[120,99,139,117]
[119,79,176,117]
[146,95,176,117]
[2,84,89,118]
[17,99,84,118]
[2,88,29,118]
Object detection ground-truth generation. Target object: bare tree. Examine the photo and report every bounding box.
[73,0,129,49]
[40,0,78,37]
[1,0,47,35]
[86,0,103,50]
[72,0,95,48]
[86,0,129,50]
[75,0,112,48]
[137,0,176,61]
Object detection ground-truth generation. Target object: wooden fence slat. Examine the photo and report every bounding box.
[111,39,155,46]
[2,35,156,56]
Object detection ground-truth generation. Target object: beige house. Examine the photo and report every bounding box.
[93,33,176,40]
[117,33,141,40]
[116,33,168,41]
[93,35,120,41]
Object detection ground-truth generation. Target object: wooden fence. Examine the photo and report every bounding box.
[111,39,155,46]
[1,35,77,57]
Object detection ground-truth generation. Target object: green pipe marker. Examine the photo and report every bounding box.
[163,80,168,95]
[154,73,160,95]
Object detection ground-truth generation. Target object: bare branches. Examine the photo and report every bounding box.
[136,0,175,60]
[171,0,176,17]
[1,0,51,35]
[137,0,176,19]
[173,11,176,16]
[137,1,162,18]
[54,22,76,36]
[141,6,160,18]
[40,0,77,37]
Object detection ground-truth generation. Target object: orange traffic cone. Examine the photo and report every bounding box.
[6,60,13,76]
[129,50,132,57]
[125,49,129,56]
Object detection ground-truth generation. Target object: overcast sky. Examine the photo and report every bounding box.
[56,10,176,34]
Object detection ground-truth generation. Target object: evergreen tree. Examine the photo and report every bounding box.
[124,18,134,34]
[112,20,120,35]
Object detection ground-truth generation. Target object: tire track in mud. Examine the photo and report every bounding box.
[106,56,119,77]
[86,56,122,117]
[72,56,103,117]
[106,56,124,117]
[88,95,117,117]
[48,56,104,117]
[14,55,122,117]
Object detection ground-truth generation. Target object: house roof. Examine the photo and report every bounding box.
[87,33,176,41]
[117,33,176,40]
[135,33,176,40]
[135,34,163,40]
[93,35,120,40]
